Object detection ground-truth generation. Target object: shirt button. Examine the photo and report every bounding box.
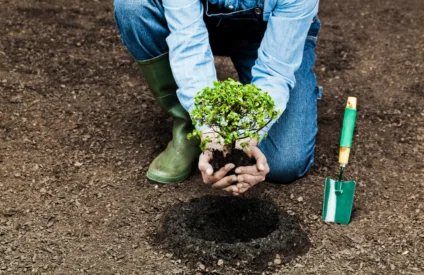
[228,5,234,9]
[254,7,262,15]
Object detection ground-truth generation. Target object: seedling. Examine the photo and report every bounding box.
[188,79,280,155]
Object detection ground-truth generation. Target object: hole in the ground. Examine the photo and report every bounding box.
[155,196,310,271]
[188,196,279,243]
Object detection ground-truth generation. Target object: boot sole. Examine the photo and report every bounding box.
[146,168,193,185]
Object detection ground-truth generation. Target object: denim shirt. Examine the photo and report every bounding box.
[162,0,319,136]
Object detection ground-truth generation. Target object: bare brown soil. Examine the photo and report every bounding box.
[0,0,423,274]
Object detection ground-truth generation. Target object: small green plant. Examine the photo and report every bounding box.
[187,79,280,154]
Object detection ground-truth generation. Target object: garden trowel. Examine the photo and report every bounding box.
[322,97,357,225]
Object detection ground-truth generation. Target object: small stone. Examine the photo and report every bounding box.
[274,258,282,265]
[390,264,395,270]
[74,162,83,167]
[310,214,319,220]
[297,196,304,202]
[47,218,55,228]
[166,253,172,258]
[402,250,409,255]
[132,244,139,249]
[40,188,47,194]
[217,259,223,266]
[290,194,295,199]
[199,263,205,270]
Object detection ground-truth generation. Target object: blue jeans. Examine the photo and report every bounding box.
[114,0,321,183]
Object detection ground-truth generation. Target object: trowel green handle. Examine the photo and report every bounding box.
[339,97,357,165]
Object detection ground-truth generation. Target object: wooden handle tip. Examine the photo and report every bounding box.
[346,97,357,109]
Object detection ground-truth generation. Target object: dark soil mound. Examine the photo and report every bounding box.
[210,148,256,175]
[156,196,310,271]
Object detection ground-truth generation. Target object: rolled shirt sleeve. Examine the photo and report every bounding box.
[162,0,217,125]
[252,0,319,137]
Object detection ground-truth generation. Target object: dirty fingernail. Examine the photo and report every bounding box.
[206,168,213,175]
[258,163,265,170]
[235,168,241,174]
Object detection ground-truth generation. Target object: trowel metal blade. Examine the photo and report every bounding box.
[322,177,356,225]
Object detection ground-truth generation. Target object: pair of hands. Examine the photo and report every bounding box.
[198,136,270,196]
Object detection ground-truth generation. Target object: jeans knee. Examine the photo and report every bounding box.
[266,152,314,184]
[114,0,147,26]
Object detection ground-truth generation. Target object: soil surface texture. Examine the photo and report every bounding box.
[1,0,423,274]
[210,148,256,176]
[156,196,310,272]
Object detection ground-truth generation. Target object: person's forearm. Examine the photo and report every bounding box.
[252,0,319,137]
[162,0,217,120]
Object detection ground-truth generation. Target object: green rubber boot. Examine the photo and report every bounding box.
[137,53,200,184]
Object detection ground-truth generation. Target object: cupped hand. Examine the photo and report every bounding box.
[197,128,268,195]
[198,150,240,195]
[234,146,269,193]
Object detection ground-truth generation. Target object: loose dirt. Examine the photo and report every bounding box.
[210,148,255,175]
[157,196,309,272]
[0,0,423,274]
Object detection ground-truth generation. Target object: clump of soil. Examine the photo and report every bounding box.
[210,148,256,175]
[155,196,310,271]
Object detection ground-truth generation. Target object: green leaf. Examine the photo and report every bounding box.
[189,79,280,149]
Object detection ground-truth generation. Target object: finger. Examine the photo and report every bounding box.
[237,174,265,186]
[223,185,239,194]
[203,164,234,185]
[202,174,216,185]
[198,151,213,176]
[213,163,235,179]
[234,165,260,176]
[236,182,250,190]
[237,183,250,194]
[212,175,237,189]
[248,146,268,171]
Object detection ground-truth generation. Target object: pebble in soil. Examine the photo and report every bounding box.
[155,195,310,271]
